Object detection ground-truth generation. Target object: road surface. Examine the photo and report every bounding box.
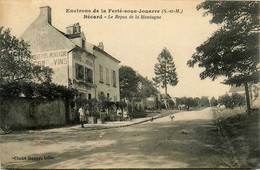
[0,108,234,168]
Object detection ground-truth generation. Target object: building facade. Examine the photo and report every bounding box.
[86,42,120,101]
[21,6,120,102]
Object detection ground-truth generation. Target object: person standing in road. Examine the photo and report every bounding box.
[78,106,85,128]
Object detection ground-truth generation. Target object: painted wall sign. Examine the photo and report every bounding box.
[34,57,68,67]
[32,50,68,67]
[32,50,67,60]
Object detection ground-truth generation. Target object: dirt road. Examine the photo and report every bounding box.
[0,108,235,168]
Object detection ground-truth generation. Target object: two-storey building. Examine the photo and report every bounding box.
[21,6,120,101]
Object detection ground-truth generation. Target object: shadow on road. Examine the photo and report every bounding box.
[1,114,234,169]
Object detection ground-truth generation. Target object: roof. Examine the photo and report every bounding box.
[85,42,120,63]
[69,45,96,59]
[20,16,76,53]
[93,45,121,63]
[21,7,118,63]
[48,26,94,58]
[65,33,81,39]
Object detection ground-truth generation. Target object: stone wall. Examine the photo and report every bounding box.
[0,97,68,130]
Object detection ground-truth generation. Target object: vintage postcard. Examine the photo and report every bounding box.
[0,0,259,169]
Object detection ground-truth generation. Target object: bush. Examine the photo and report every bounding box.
[210,97,218,107]
[130,111,147,118]
[0,81,78,101]
[218,93,245,108]
[231,93,245,107]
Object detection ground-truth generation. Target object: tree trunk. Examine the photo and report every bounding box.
[164,66,169,109]
[164,84,169,109]
[244,82,251,115]
[165,84,167,96]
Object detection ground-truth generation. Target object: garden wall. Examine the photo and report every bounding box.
[0,97,69,130]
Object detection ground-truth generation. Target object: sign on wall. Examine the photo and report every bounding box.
[32,50,68,67]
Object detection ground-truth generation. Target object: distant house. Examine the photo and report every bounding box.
[21,6,120,102]
[228,83,260,109]
[228,85,245,95]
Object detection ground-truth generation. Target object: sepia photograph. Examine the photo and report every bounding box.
[0,0,259,169]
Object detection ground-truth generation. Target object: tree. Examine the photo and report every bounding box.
[187,1,259,114]
[119,66,139,101]
[185,97,196,110]
[0,27,53,84]
[137,75,159,99]
[210,97,218,107]
[194,97,202,107]
[201,96,210,107]
[154,48,178,109]
[218,93,245,108]
[154,48,178,95]
[231,93,245,107]
[176,97,198,110]
[218,94,234,108]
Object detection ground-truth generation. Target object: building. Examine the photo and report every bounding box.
[228,83,260,109]
[228,85,245,95]
[86,42,120,101]
[21,6,120,101]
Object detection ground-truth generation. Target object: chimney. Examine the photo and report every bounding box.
[74,23,81,33]
[40,6,52,24]
[98,42,104,50]
[66,23,81,34]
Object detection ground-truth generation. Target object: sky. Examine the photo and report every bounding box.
[0,0,231,98]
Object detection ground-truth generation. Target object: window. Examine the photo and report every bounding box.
[113,70,116,87]
[85,67,93,83]
[99,65,103,83]
[107,93,110,100]
[106,67,110,85]
[82,39,85,49]
[88,94,91,100]
[76,63,84,81]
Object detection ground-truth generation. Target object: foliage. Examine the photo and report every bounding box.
[119,65,158,101]
[176,96,210,108]
[201,96,210,107]
[0,81,78,101]
[231,93,245,107]
[88,99,100,117]
[137,74,159,99]
[194,97,201,107]
[126,102,146,118]
[98,92,108,112]
[218,94,234,108]
[75,97,87,108]
[187,1,259,86]
[116,100,127,112]
[119,66,139,100]
[187,1,259,113]
[176,97,196,108]
[212,107,259,167]
[218,93,245,108]
[153,48,178,95]
[0,27,53,83]
[210,97,218,107]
